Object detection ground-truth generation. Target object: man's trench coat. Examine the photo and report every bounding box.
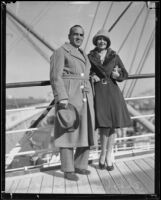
[50,42,96,148]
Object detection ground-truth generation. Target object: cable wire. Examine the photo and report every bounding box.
[122,4,149,94]
[84,1,101,51]
[108,1,133,32]
[102,1,113,29]
[126,29,155,97]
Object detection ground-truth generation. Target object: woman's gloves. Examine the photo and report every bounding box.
[92,74,100,82]
[111,65,121,79]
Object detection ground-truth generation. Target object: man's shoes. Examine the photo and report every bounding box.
[64,172,79,181]
[106,164,114,171]
[75,168,91,175]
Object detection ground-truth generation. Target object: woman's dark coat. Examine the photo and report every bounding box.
[88,48,132,129]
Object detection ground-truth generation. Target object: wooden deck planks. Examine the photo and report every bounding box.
[115,161,148,194]
[40,173,54,193]
[125,160,154,193]
[96,166,120,194]
[76,173,92,193]
[134,159,154,181]
[15,177,31,193]
[87,165,105,193]
[143,157,154,168]
[108,163,135,194]
[7,178,21,193]
[5,179,14,193]
[65,179,78,193]
[52,170,65,193]
[27,173,43,193]
[5,155,155,194]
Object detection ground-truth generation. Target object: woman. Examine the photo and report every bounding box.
[88,29,132,171]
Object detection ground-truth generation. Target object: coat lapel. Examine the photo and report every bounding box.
[63,43,86,64]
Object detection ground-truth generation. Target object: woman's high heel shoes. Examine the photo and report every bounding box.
[99,161,105,169]
[105,160,114,171]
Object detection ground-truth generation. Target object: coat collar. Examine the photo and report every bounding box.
[89,47,116,67]
[62,42,86,64]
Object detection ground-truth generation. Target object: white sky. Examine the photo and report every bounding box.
[6,1,156,99]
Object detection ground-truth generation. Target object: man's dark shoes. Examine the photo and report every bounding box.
[64,172,79,181]
[75,168,91,175]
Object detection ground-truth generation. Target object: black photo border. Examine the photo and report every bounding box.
[1,1,160,200]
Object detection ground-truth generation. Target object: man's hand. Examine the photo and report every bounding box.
[59,99,68,107]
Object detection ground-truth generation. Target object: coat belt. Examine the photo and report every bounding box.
[62,74,89,80]
[62,74,90,102]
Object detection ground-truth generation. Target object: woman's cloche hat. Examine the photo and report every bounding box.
[56,103,79,132]
[93,29,111,47]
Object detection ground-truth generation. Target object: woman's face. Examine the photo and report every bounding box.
[96,36,107,50]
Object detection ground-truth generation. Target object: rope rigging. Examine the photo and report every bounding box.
[122,4,149,94]
[84,1,101,51]
[7,2,52,55]
[117,4,146,55]
[126,29,155,97]
[8,15,50,63]
[6,8,55,52]
[101,1,113,30]
[108,1,133,32]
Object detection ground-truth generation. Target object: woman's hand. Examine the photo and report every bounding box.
[111,66,121,79]
[92,75,100,82]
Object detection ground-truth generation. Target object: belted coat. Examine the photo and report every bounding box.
[50,42,96,148]
[88,48,132,129]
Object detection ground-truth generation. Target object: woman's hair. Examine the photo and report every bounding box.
[95,36,111,49]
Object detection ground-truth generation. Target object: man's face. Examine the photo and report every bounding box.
[69,27,84,48]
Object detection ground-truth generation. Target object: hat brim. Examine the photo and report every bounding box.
[56,103,79,132]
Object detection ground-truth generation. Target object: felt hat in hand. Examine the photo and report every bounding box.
[56,103,79,132]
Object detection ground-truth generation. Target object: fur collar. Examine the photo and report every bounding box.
[89,48,116,67]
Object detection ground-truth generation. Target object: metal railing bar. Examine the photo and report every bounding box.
[6,145,154,172]
[5,145,154,173]
[6,114,155,134]
[115,133,154,141]
[6,133,154,157]
[125,95,155,100]
[6,128,38,134]
[131,114,154,119]
[6,80,50,88]
[6,104,52,112]
[6,73,155,88]
[6,95,155,112]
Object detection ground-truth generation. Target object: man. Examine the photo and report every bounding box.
[50,25,96,181]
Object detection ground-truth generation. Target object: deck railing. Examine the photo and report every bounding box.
[5,73,155,172]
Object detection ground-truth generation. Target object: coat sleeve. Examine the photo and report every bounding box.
[50,48,68,101]
[115,55,128,82]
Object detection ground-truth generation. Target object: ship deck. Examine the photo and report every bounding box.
[5,153,154,194]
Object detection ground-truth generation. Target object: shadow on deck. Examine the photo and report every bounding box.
[5,153,154,194]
